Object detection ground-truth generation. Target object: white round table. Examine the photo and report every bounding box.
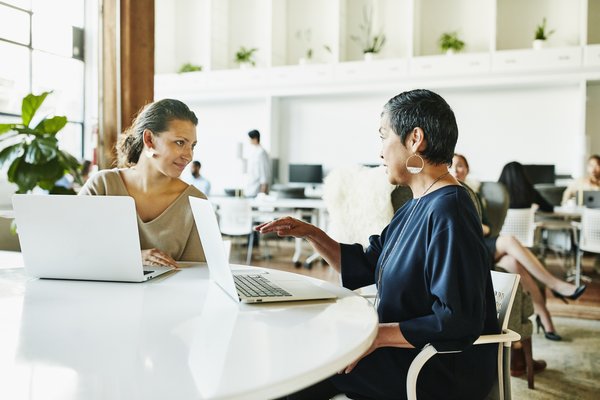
[0,260,378,399]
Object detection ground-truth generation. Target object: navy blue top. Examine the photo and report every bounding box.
[331,185,499,400]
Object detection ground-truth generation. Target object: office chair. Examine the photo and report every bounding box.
[573,207,600,287]
[406,271,521,400]
[500,206,538,248]
[217,198,254,265]
[479,182,510,238]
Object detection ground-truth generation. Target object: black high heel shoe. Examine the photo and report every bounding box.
[535,315,562,341]
[551,284,587,304]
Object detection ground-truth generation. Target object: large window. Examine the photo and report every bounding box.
[0,0,86,159]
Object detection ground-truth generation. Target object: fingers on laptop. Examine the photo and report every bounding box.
[142,248,178,268]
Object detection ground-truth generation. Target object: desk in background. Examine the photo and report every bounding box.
[0,256,377,400]
[210,196,327,267]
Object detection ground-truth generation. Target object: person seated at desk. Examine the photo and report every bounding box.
[258,89,499,400]
[561,154,600,205]
[79,99,206,267]
[452,155,585,344]
[183,160,211,195]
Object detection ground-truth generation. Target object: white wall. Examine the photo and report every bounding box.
[185,84,584,189]
[188,99,269,194]
[443,84,582,181]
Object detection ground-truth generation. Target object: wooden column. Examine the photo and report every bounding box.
[99,0,154,169]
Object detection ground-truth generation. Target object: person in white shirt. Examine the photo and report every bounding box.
[183,160,211,195]
[245,129,271,197]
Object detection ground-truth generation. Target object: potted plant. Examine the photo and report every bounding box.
[351,5,386,61]
[533,18,555,50]
[178,63,203,73]
[0,92,82,194]
[234,47,258,69]
[438,32,465,55]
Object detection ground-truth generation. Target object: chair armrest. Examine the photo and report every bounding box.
[406,330,521,400]
[473,329,520,345]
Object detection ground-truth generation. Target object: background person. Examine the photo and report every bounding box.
[244,129,271,197]
[79,99,206,266]
[183,160,211,195]
[561,154,600,205]
[260,89,498,400]
[451,154,585,344]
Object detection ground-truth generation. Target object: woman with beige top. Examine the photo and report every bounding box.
[79,99,205,267]
[561,154,600,205]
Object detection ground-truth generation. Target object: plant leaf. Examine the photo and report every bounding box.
[34,116,68,135]
[24,138,58,164]
[0,142,24,168]
[7,157,39,193]
[58,150,83,185]
[22,92,51,128]
[0,123,17,135]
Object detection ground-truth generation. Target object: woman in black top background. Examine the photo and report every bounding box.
[498,161,553,212]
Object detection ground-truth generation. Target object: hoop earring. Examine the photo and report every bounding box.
[145,149,155,159]
[406,154,424,174]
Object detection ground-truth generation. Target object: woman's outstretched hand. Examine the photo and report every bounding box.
[254,216,315,239]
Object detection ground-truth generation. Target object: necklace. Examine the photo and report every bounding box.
[373,171,450,309]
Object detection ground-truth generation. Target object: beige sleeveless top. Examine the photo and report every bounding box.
[79,168,206,262]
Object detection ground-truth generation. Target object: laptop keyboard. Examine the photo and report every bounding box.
[234,274,292,298]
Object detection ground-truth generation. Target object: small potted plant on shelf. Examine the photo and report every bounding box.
[0,91,82,194]
[295,29,333,65]
[351,5,386,61]
[438,31,465,55]
[533,17,555,50]
[178,63,203,73]
[234,47,258,69]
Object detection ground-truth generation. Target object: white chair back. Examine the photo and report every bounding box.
[490,271,521,332]
[499,206,537,247]
[217,198,253,236]
[580,207,600,253]
[406,271,520,400]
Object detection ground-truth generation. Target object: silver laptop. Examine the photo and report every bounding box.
[12,194,175,282]
[583,191,600,209]
[188,196,336,303]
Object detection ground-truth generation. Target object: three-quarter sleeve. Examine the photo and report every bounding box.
[340,232,385,290]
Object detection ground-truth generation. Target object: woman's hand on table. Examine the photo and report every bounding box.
[141,248,179,268]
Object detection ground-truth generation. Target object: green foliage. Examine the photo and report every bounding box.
[438,32,465,53]
[534,18,555,41]
[351,5,386,54]
[178,63,203,73]
[0,92,82,194]
[234,47,258,66]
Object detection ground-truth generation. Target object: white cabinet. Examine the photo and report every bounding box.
[410,53,491,77]
[492,47,582,73]
[585,44,600,67]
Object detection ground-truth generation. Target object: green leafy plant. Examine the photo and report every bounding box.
[351,5,386,54]
[178,63,203,73]
[438,32,465,53]
[234,47,258,66]
[534,18,555,41]
[0,92,82,194]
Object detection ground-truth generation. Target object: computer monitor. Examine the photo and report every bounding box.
[522,164,555,185]
[288,164,323,185]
